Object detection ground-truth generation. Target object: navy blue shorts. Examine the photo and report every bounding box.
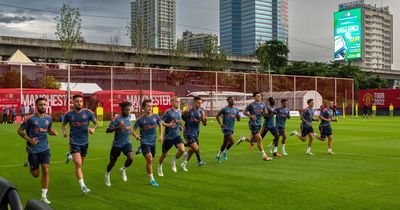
[28,149,50,170]
[162,136,184,153]
[141,144,156,157]
[277,126,286,136]
[261,126,279,139]
[319,125,332,138]
[249,124,261,135]
[301,126,314,137]
[221,128,234,136]
[110,143,133,159]
[70,144,88,157]
[184,134,199,146]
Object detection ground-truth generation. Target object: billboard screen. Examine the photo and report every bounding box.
[334,8,363,61]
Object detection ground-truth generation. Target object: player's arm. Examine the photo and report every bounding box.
[161,113,175,128]
[62,114,69,138]
[201,110,207,126]
[131,120,141,141]
[47,120,58,136]
[17,126,38,145]
[243,105,255,120]
[158,123,164,143]
[300,110,311,125]
[215,110,223,127]
[131,127,141,141]
[106,119,121,133]
[236,111,241,121]
[264,108,272,118]
[287,111,291,119]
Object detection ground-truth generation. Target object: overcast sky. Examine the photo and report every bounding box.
[0,0,398,69]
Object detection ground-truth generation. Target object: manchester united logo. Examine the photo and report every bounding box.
[82,114,87,119]
[363,93,374,106]
[34,120,38,125]
[153,118,157,122]
[45,120,49,125]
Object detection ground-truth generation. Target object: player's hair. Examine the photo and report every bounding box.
[281,99,288,103]
[307,99,314,104]
[35,97,47,105]
[73,94,83,100]
[227,96,233,101]
[268,97,274,103]
[253,91,261,97]
[171,96,179,102]
[119,101,131,108]
[193,96,202,101]
[141,99,152,110]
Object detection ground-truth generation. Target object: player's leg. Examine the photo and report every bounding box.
[195,138,205,166]
[40,163,50,204]
[119,147,134,182]
[143,145,158,187]
[316,126,326,141]
[28,153,40,178]
[223,134,235,161]
[290,125,307,142]
[71,145,89,193]
[216,135,228,163]
[271,127,281,157]
[105,147,119,186]
[158,140,173,177]
[170,141,184,173]
[327,135,334,155]
[181,139,198,171]
[281,131,288,155]
[306,129,315,155]
[254,133,271,161]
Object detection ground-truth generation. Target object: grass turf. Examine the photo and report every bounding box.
[0,116,399,210]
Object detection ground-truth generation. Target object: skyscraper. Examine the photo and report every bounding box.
[131,0,176,50]
[337,0,393,70]
[182,30,218,53]
[220,0,289,56]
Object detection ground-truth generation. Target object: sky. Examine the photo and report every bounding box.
[0,0,398,69]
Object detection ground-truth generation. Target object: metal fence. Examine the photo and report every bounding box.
[0,62,354,120]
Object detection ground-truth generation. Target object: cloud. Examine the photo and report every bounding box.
[0,14,35,24]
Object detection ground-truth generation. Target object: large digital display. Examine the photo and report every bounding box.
[334,8,362,61]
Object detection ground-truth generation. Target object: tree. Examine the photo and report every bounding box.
[55,3,82,63]
[127,16,148,67]
[0,70,30,88]
[106,35,121,65]
[41,76,61,89]
[256,40,289,73]
[169,39,189,69]
[201,35,231,71]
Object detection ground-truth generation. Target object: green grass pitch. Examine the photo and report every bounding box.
[0,117,399,210]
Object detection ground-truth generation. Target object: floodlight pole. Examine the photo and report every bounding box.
[20,63,23,104]
[67,65,71,111]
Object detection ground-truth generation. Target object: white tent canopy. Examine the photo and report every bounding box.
[7,50,33,64]
[60,82,102,94]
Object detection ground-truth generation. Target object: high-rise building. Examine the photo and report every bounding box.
[181,30,218,53]
[220,0,289,56]
[337,0,393,69]
[131,0,176,50]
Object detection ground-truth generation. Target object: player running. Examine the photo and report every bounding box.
[104,101,135,186]
[62,94,97,194]
[215,96,240,164]
[290,99,319,155]
[157,97,185,177]
[17,97,58,204]
[261,97,281,157]
[180,96,207,171]
[273,99,291,155]
[132,99,163,187]
[315,100,337,155]
[236,92,272,161]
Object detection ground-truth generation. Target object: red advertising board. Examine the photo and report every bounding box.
[90,90,175,113]
[0,88,82,114]
[358,89,400,108]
